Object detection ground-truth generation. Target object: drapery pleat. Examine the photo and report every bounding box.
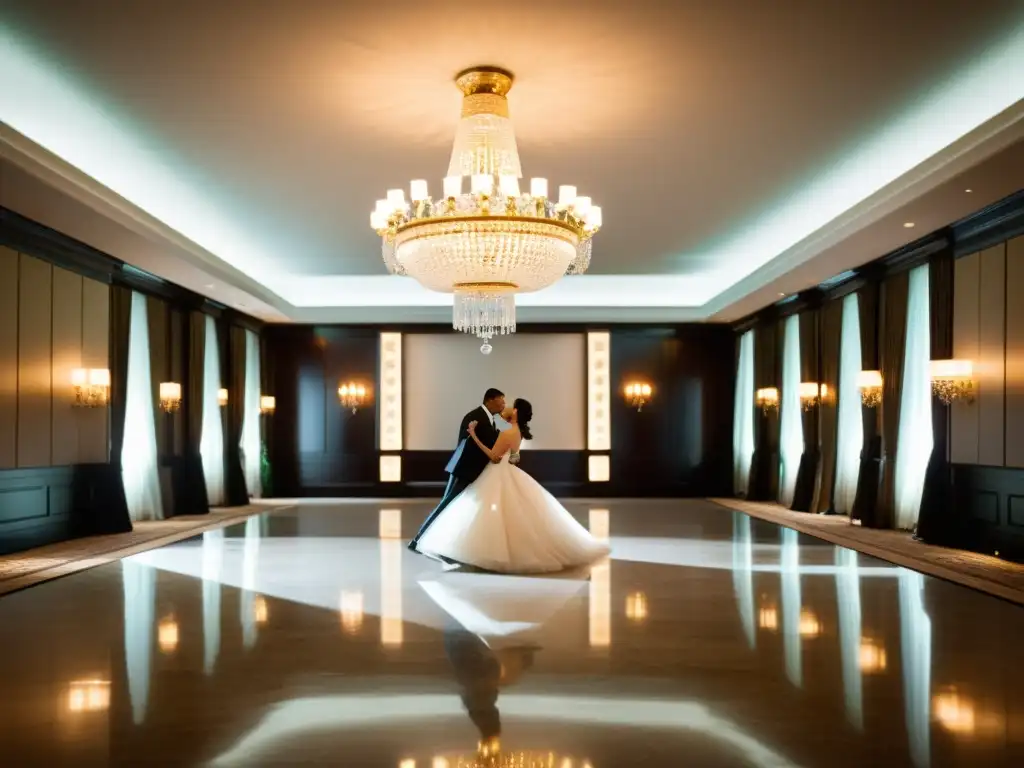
[813,299,843,513]
[873,271,910,529]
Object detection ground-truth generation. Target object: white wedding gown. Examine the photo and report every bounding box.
[417,453,610,574]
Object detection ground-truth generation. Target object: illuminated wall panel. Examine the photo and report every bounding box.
[379,332,403,451]
[587,331,611,451]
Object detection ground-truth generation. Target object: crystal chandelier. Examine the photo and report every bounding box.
[370,66,602,353]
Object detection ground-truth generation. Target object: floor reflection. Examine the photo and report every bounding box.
[0,498,1021,767]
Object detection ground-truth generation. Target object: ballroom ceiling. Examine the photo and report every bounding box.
[1,0,1023,321]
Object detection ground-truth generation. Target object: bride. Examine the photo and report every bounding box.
[416,398,610,574]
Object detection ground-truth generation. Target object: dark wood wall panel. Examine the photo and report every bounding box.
[266,324,735,499]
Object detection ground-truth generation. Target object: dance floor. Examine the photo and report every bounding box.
[0,499,1021,767]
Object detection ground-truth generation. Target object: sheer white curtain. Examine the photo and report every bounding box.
[895,265,933,530]
[121,291,163,521]
[733,331,756,495]
[779,314,802,507]
[834,293,865,514]
[240,329,262,498]
[200,315,225,506]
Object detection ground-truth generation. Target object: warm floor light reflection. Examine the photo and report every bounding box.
[340,591,364,635]
[625,591,648,622]
[933,691,976,734]
[399,760,415,768]
[158,617,179,653]
[588,509,609,542]
[432,757,450,768]
[381,539,403,647]
[253,596,268,625]
[858,638,887,674]
[379,508,402,539]
[758,604,779,631]
[589,557,611,648]
[67,680,111,712]
[799,609,821,638]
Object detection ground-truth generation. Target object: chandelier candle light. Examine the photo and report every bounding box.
[370,67,602,354]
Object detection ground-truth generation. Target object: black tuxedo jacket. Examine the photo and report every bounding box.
[444,405,499,483]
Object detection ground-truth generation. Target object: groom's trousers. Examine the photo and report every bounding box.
[409,473,470,548]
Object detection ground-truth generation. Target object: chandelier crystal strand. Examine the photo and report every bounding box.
[370,66,601,353]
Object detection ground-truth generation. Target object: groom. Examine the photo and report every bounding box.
[408,388,506,552]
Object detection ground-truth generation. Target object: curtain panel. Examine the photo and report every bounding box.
[793,310,820,511]
[833,293,864,515]
[813,300,843,513]
[183,310,211,515]
[224,322,249,505]
[917,251,955,543]
[852,281,881,524]
[872,271,910,529]
[748,322,780,500]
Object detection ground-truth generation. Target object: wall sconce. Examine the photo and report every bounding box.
[259,395,276,415]
[930,359,974,405]
[758,605,778,631]
[755,387,779,414]
[67,680,111,713]
[337,382,368,414]
[217,388,228,407]
[799,608,821,638]
[159,381,182,413]
[71,368,110,408]
[625,591,648,622]
[623,381,652,412]
[253,596,269,625]
[158,616,179,654]
[858,637,887,674]
[858,370,883,408]
[798,382,829,411]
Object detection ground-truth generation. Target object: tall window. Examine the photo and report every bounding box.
[779,314,802,507]
[121,291,163,521]
[733,330,755,495]
[834,293,864,514]
[894,265,933,530]
[240,329,262,498]
[200,315,226,505]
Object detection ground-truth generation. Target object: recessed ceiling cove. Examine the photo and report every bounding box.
[1,1,1023,321]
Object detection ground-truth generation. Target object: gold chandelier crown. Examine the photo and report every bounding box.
[371,67,602,353]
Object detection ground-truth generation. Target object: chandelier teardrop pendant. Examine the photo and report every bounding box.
[370,67,602,353]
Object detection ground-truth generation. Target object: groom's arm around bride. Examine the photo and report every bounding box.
[408,388,505,552]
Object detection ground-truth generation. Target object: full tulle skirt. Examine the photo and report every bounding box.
[417,461,610,574]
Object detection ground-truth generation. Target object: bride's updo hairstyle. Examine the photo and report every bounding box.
[513,398,534,441]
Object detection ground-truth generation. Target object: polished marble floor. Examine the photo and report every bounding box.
[0,499,1021,767]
